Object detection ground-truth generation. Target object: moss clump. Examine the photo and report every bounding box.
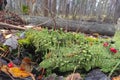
[18,29,120,75]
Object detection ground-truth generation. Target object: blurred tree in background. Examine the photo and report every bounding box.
[2,0,120,23]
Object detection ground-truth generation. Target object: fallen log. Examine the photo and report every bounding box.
[21,16,116,36]
[0,22,26,30]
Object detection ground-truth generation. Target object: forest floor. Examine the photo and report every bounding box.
[0,10,120,80]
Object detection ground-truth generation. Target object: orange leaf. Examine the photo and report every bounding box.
[8,67,30,78]
[112,76,120,80]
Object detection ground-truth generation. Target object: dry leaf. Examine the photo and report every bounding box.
[112,76,120,80]
[20,57,33,72]
[8,67,30,78]
[1,65,8,72]
[5,34,12,39]
[66,73,82,80]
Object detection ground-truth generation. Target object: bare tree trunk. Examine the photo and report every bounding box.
[62,0,67,18]
[58,0,63,16]
[51,0,56,17]
[65,2,69,18]
[0,0,7,10]
[6,0,13,11]
[72,0,77,19]
[48,0,52,12]
[3,0,118,24]
[43,0,48,17]
[114,0,120,23]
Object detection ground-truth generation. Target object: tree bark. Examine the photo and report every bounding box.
[114,0,120,23]
[0,0,7,10]
[43,0,48,17]
[51,0,56,17]
[21,15,116,36]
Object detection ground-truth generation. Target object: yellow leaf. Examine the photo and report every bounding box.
[8,67,30,78]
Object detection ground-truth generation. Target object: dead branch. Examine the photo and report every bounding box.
[0,22,26,30]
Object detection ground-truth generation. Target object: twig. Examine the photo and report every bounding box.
[29,73,36,80]
[0,22,26,30]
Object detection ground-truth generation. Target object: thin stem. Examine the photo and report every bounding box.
[71,65,78,80]
[108,60,120,78]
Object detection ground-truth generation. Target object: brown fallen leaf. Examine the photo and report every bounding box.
[112,75,120,80]
[0,58,35,80]
[20,57,33,72]
[66,73,83,80]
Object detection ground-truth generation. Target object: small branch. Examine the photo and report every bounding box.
[0,22,26,30]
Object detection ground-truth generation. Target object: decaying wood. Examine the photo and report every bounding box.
[21,16,116,36]
[0,22,26,30]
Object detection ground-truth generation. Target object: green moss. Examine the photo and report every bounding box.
[18,29,120,75]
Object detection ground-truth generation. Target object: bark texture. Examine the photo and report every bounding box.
[21,15,116,36]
